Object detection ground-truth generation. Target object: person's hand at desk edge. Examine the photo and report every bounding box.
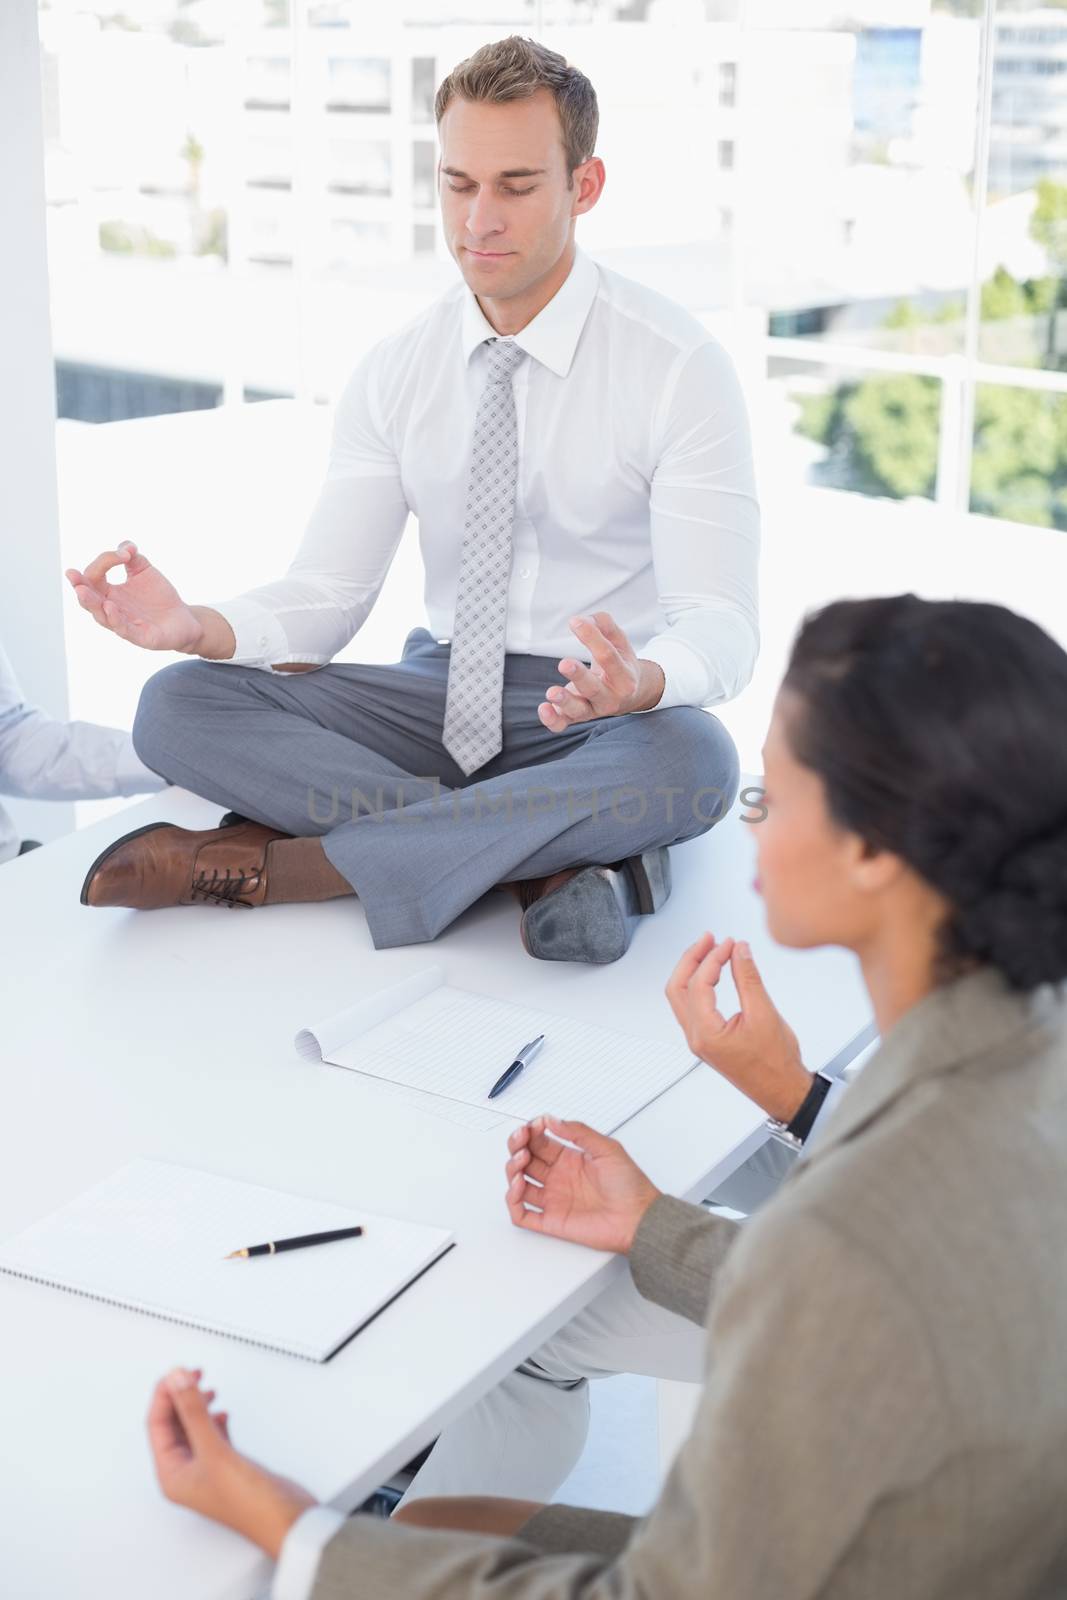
[147,1367,315,1560]
[505,930,817,1246]
[144,936,813,1554]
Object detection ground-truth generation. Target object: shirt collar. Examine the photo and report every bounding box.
[800,962,1066,1172]
[459,246,599,378]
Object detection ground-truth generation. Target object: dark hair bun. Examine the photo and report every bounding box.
[783,596,1067,993]
[949,824,1067,992]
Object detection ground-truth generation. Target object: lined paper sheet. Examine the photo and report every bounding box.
[0,1160,453,1362]
[296,967,503,1131]
[324,984,699,1133]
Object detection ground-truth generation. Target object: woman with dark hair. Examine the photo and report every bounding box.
[146,595,1067,1599]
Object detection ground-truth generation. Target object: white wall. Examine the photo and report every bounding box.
[0,0,72,845]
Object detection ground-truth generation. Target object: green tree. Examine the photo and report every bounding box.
[180,132,226,262]
[971,385,1064,528]
[981,264,1030,322]
[797,371,1067,530]
[99,220,177,258]
[882,300,922,331]
[844,376,941,498]
[932,298,965,324]
[796,374,941,500]
[1029,179,1067,366]
[1024,275,1056,316]
[792,249,1067,525]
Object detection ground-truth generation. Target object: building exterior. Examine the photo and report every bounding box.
[989,8,1067,198]
[853,25,922,160]
[39,7,858,415]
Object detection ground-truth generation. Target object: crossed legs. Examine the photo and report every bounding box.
[131,635,740,948]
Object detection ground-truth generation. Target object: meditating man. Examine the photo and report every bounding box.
[70,35,759,964]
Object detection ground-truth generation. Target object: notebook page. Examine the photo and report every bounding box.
[295,965,445,1064]
[0,1160,453,1362]
[327,986,698,1133]
[294,968,503,1131]
[337,1073,505,1133]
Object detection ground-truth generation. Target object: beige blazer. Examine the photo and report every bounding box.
[310,962,1067,1599]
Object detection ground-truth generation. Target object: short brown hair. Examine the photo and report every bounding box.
[435,35,598,183]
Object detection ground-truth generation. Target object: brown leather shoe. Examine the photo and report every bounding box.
[80,820,291,910]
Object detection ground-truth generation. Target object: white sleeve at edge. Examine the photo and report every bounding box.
[272,1506,348,1600]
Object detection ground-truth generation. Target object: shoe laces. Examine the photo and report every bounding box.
[190,865,262,908]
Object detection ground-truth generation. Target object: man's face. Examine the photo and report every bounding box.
[438,87,592,299]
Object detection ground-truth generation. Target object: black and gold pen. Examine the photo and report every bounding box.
[225,1225,364,1259]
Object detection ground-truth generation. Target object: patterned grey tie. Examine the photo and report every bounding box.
[442,335,527,776]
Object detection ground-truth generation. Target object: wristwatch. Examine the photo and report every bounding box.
[766,1070,833,1150]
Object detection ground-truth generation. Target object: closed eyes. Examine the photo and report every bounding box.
[446,183,536,196]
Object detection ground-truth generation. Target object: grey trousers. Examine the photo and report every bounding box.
[132,628,740,949]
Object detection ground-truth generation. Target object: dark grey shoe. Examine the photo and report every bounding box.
[519,847,672,964]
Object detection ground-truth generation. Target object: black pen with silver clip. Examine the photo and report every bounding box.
[225,1225,364,1259]
[488,1033,545,1100]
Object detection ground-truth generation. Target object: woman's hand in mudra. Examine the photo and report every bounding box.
[666,934,813,1124]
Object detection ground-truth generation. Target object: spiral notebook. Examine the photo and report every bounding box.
[0,1159,454,1362]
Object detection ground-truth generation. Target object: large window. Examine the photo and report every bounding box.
[36,0,1067,531]
[698,0,1067,531]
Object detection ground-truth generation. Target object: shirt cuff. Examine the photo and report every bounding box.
[111,734,170,794]
[634,634,711,711]
[272,1506,347,1600]
[210,597,292,670]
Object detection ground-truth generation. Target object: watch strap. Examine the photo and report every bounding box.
[786,1070,834,1143]
[767,1070,834,1148]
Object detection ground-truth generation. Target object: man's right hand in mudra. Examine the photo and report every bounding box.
[66,541,236,661]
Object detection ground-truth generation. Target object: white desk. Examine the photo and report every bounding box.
[0,780,872,1600]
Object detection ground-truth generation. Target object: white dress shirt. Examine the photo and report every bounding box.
[213,245,760,710]
[0,639,166,862]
